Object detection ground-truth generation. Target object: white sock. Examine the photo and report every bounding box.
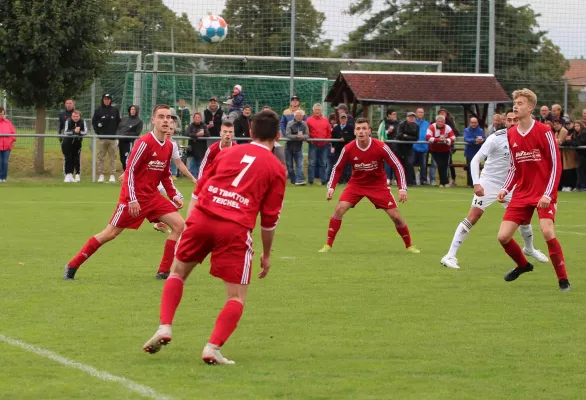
[518,224,534,251]
[447,219,473,257]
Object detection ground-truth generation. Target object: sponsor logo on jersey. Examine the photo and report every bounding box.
[147,159,167,171]
[514,149,541,163]
[354,160,379,171]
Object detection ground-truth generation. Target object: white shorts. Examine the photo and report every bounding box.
[471,182,512,211]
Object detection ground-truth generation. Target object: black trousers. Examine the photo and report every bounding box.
[118,140,134,171]
[466,157,474,187]
[397,148,415,185]
[62,138,82,175]
[432,151,450,185]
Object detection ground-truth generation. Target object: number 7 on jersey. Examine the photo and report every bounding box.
[231,155,256,187]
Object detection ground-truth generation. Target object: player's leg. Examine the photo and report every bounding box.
[498,213,534,282]
[319,200,354,252]
[155,211,185,278]
[441,207,484,269]
[537,209,570,290]
[518,224,549,263]
[64,224,125,280]
[382,207,419,253]
[202,282,247,365]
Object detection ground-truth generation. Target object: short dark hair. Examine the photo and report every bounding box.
[243,104,252,111]
[251,110,280,141]
[152,104,170,115]
[72,109,81,116]
[221,121,234,128]
[355,117,370,126]
[506,109,514,114]
[0,107,4,113]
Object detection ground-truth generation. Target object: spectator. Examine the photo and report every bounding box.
[0,107,16,183]
[306,103,332,185]
[396,112,419,185]
[177,99,191,134]
[487,113,502,136]
[426,115,456,188]
[538,105,553,123]
[225,84,245,122]
[551,104,563,121]
[413,107,432,186]
[58,99,79,178]
[330,113,354,183]
[335,104,355,128]
[234,105,252,143]
[92,93,121,183]
[581,109,586,127]
[284,109,309,185]
[554,119,577,191]
[116,105,143,172]
[186,112,210,177]
[62,110,88,183]
[572,121,586,191]
[204,97,223,137]
[378,109,400,183]
[328,113,338,128]
[463,117,486,187]
[280,95,306,134]
[438,109,459,186]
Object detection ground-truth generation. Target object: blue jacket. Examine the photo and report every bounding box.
[463,126,486,158]
[280,108,307,134]
[413,119,430,152]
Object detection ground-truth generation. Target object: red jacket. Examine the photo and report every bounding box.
[0,119,16,151]
[306,115,331,147]
[426,123,455,152]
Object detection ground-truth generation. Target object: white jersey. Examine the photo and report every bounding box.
[470,129,510,188]
[171,140,180,160]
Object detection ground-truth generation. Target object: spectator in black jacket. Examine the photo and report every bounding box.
[284,109,309,185]
[204,97,224,137]
[92,93,121,183]
[116,105,143,171]
[234,105,252,143]
[186,112,210,177]
[62,110,87,183]
[58,99,78,175]
[573,121,586,191]
[330,113,354,183]
[396,112,419,185]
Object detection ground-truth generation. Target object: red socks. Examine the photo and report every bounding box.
[501,239,529,268]
[546,238,568,280]
[395,224,412,248]
[160,274,184,325]
[209,300,244,347]
[327,217,342,246]
[158,239,177,274]
[68,237,102,268]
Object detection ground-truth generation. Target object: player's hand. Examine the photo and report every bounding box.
[537,196,551,209]
[173,196,184,209]
[258,253,271,279]
[327,188,335,201]
[128,201,141,217]
[398,189,407,203]
[497,190,507,203]
[474,184,484,197]
[118,174,124,184]
[191,177,198,185]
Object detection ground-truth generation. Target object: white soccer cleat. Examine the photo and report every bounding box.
[202,344,235,365]
[74,174,80,182]
[441,255,460,269]
[98,174,105,183]
[109,175,116,183]
[523,248,549,263]
[64,173,74,183]
[142,325,172,354]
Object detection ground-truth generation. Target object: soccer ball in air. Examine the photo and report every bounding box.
[198,15,228,43]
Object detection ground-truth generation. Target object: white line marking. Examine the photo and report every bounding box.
[557,230,586,236]
[0,334,173,400]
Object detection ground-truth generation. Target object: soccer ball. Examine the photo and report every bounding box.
[198,15,228,43]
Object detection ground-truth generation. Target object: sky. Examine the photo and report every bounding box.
[163,0,586,59]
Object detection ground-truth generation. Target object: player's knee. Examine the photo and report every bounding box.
[169,220,185,234]
[540,226,555,241]
[497,231,511,245]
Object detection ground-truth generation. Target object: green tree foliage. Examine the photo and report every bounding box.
[0,0,110,172]
[341,0,571,109]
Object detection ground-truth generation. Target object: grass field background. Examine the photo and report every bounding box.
[0,182,585,399]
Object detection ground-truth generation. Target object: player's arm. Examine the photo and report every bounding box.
[541,130,561,205]
[470,136,491,196]
[174,158,197,184]
[499,141,518,201]
[124,140,149,216]
[258,169,286,279]
[198,147,213,180]
[382,144,407,200]
[161,158,183,208]
[326,146,348,199]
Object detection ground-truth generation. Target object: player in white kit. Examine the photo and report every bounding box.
[440,111,549,269]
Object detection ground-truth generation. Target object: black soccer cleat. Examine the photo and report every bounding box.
[558,279,571,291]
[504,262,534,282]
[155,272,170,280]
[63,265,77,280]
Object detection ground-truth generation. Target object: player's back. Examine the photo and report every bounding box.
[344,138,389,187]
[196,142,286,230]
[507,121,560,203]
[121,132,174,202]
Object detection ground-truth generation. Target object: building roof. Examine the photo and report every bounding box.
[325,71,510,105]
[565,59,586,87]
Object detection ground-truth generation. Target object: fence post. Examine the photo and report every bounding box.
[92,135,97,183]
[152,54,159,111]
[563,78,568,114]
[134,53,142,107]
[289,0,296,99]
[192,70,196,112]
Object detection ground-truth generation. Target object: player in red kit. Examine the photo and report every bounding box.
[497,89,570,291]
[143,110,287,365]
[63,105,185,280]
[185,121,236,217]
[318,118,419,254]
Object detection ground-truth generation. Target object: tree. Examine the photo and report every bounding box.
[341,0,571,109]
[0,0,110,173]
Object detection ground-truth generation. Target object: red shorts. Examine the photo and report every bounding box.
[503,201,557,225]
[339,184,397,210]
[175,208,254,285]
[109,195,178,229]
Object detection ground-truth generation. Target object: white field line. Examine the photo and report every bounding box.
[0,334,173,400]
[557,230,586,236]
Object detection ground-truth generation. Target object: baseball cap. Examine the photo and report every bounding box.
[103,93,112,99]
[340,113,348,118]
[169,108,178,120]
[209,96,217,101]
[407,112,416,117]
[290,95,300,101]
[336,104,349,112]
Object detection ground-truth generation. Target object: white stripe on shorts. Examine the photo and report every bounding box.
[240,231,253,284]
[111,204,126,226]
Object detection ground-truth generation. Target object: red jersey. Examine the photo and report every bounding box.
[328,138,406,190]
[502,120,561,204]
[426,123,455,152]
[120,132,180,204]
[195,142,286,231]
[198,140,237,180]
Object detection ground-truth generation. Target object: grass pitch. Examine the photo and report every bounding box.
[0,182,585,399]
